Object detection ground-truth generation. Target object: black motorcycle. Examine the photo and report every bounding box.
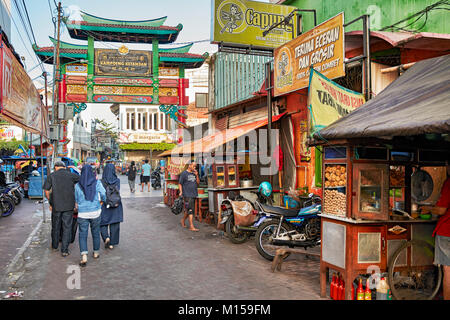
[151,168,161,190]
[220,190,273,244]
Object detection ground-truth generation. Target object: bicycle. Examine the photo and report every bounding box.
[388,239,442,300]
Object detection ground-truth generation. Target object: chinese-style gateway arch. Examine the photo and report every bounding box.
[33,11,208,155]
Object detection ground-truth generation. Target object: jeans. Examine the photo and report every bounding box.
[101,223,120,245]
[78,216,101,256]
[128,179,135,193]
[51,210,73,253]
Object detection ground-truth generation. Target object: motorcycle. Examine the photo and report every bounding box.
[0,182,23,206]
[0,192,15,217]
[219,190,274,244]
[254,193,322,261]
[151,168,161,190]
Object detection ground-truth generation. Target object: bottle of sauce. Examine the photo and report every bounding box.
[356,278,365,300]
[364,278,372,300]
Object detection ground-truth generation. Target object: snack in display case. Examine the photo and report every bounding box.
[324,165,347,187]
[324,189,347,216]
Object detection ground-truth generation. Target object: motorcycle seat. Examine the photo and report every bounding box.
[260,204,299,217]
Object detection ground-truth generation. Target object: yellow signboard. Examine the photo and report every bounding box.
[274,12,345,97]
[211,0,298,49]
[308,68,365,132]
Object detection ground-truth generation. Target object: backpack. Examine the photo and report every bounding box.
[101,180,121,208]
[171,197,184,215]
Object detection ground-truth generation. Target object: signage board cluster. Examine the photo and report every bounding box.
[274,12,345,96]
[211,0,298,49]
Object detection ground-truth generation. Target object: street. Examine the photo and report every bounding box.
[0,175,322,300]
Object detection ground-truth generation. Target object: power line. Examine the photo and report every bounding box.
[21,0,37,44]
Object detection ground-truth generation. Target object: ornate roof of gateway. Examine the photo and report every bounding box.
[32,42,208,69]
[63,12,183,44]
[79,11,168,28]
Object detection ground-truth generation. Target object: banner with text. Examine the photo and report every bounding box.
[211,0,298,49]
[274,12,345,97]
[1,40,44,134]
[308,68,365,132]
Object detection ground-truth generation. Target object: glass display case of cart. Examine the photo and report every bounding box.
[352,147,389,221]
[323,146,348,217]
[210,156,240,188]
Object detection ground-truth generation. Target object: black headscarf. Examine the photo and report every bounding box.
[102,163,119,185]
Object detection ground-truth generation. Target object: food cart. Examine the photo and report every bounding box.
[309,55,450,300]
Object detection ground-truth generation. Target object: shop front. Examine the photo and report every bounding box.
[161,113,287,225]
[310,54,450,300]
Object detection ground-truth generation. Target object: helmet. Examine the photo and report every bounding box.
[258,181,272,197]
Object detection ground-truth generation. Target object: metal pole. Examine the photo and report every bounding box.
[266,61,272,158]
[362,14,372,101]
[42,72,49,222]
[51,2,62,167]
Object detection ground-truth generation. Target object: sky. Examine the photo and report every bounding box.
[7,0,270,125]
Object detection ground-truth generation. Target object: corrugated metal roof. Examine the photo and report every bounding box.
[160,112,286,157]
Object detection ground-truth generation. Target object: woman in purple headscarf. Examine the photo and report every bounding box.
[75,165,106,267]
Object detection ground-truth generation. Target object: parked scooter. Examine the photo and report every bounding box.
[0,182,23,206]
[219,186,274,244]
[151,167,162,190]
[254,185,322,261]
[0,192,15,217]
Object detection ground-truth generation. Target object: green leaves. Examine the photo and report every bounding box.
[119,142,175,151]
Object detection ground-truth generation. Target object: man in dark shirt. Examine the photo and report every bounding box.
[43,161,80,256]
[179,160,199,232]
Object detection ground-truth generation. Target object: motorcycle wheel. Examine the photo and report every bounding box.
[225,215,249,244]
[255,219,292,261]
[1,196,15,217]
[13,190,22,205]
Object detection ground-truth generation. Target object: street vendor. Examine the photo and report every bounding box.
[421,162,450,300]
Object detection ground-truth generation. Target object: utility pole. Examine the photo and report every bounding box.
[51,2,62,168]
[41,71,48,223]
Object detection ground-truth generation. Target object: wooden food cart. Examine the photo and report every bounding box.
[318,144,445,300]
[309,55,450,300]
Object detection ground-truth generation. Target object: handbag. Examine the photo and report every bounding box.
[171,197,184,215]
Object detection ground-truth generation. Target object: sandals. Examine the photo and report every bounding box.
[79,254,88,267]
[104,238,110,249]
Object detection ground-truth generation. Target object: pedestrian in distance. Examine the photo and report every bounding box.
[139,160,144,187]
[141,159,151,192]
[178,160,199,232]
[43,161,80,257]
[74,165,106,267]
[100,163,123,250]
[127,161,137,193]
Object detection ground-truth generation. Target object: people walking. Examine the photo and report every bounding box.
[178,160,199,232]
[141,159,151,192]
[74,165,106,267]
[127,161,137,193]
[43,161,80,256]
[100,163,123,249]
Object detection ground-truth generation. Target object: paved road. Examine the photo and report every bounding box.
[0,175,323,300]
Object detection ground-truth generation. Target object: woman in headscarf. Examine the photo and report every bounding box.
[100,163,123,249]
[74,165,106,267]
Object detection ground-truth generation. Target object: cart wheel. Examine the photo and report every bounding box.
[388,239,442,300]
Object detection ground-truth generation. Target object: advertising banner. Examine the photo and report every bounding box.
[308,68,365,132]
[274,12,345,97]
[1,40,43,134]
[167,156,190,175]
[94,48,152,77]
[211,0,298,49]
